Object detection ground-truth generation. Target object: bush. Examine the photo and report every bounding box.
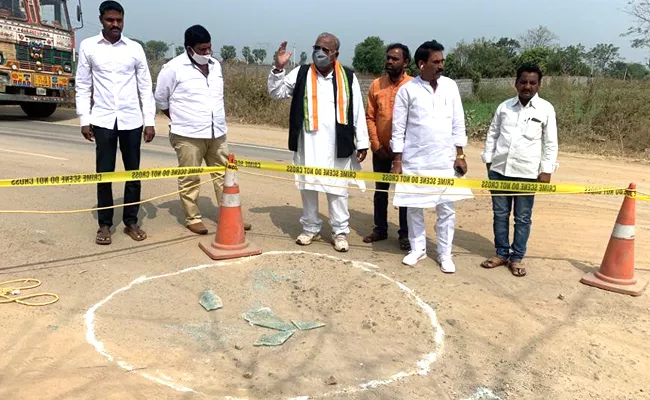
[222,64,290,128]
[463,77,650,157]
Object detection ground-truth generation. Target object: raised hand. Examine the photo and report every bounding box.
[274,41,293,70]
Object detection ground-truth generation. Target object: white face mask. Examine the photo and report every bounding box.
[189,48,211,65]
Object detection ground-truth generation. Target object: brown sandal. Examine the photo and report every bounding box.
[480,256,509,269]
[124,225,147,241]
[508,261,527,277]
[363,231,388,243]
[96,227,112,245]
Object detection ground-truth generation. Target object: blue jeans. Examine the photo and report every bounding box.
[488,170,536,262]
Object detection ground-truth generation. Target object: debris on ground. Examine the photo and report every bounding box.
[242,307,295,331]
[324,375,337,385]
[242,307,325,347]
[292,320,325,330]
[254,329,296,347]
[199,289,223,311]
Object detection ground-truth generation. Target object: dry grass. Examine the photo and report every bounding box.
[463,78,650,157]
[132,63,650,159]
[222,64,290,128]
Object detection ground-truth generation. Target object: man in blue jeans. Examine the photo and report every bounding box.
[480,63,559,277]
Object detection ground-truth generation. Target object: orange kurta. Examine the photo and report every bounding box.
[366,73,413,153]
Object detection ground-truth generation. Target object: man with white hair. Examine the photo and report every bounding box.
[268,33,369,252]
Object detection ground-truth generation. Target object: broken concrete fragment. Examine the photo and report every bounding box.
[242,307,295,331]
[292,320,326,331]
[199,289,223,311]
[254,329,295,347]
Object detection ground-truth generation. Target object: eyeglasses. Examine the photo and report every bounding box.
[313,45,334,55]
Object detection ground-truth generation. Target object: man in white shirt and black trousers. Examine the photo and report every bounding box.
[75,0,156,245]
[480,63,559,277]
[155,25,251,235]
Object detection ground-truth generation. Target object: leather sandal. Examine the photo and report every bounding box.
[509,261,527,277]
[96,226,112,245]
[363,231,388,243]
[124,225,147,241]
[398,236,411,251]
[480,256,509,269]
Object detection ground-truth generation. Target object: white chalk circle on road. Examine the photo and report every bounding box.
[84,251,445,399]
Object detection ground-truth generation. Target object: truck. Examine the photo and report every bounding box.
[0,0,82,118]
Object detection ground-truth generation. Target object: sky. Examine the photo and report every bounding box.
[72,0,648,65]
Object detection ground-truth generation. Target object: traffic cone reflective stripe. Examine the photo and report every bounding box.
[199,155,262,260]
[580,183,647,296]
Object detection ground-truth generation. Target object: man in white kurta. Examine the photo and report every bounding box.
[390,40,473,272]
[267,34,369,252]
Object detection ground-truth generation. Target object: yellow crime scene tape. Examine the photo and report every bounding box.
[233,159,641,197]
[0,165,225,187]
[0,157,648,200]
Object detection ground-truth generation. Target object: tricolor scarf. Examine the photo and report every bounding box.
[303,61,350,132]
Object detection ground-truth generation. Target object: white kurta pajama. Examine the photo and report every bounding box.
[390,76,473,257]
[268,66,369,235]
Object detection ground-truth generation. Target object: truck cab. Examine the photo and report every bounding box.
[0,0,81,118]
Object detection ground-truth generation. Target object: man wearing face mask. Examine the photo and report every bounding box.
[268,33,369,252]
[155,24,251,235]
[390,40,473,271]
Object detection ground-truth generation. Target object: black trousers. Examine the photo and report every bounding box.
[372,155,408,237]
[93,122,142,228]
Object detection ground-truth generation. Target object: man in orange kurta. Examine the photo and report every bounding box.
[363,43,413,250]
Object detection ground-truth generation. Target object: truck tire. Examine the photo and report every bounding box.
[20,103,58,118]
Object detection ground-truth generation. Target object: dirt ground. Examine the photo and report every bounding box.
[1,109,649,400]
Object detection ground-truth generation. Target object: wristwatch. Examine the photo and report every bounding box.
[456,154,466,160]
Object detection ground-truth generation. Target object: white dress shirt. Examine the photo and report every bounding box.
[481,94,559,179]
[75,33,155,130]
[268,66,369,196]
[391,76,467,166]
[390,76,472,208]
[154,53,227,139]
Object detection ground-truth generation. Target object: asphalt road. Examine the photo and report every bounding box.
[0,118,293,167]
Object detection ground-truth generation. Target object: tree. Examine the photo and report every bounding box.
[623,0,650,49]
[353,36,385,75]
[220,45,237,62]
[519,25,559,50]
[175,46,184,57]
[252,48,267,64]
[607,61,650,80]
[587,43,620,75]
[519,46,554,72]
[545,45,590,76]
[444,38,519,79]
[241,46,255,64]
[145,40,169,61]
[299,51,308,65]
[494,37,521,58]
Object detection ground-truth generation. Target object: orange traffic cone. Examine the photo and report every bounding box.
[199,154,262,261]
[581,183,647,296]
